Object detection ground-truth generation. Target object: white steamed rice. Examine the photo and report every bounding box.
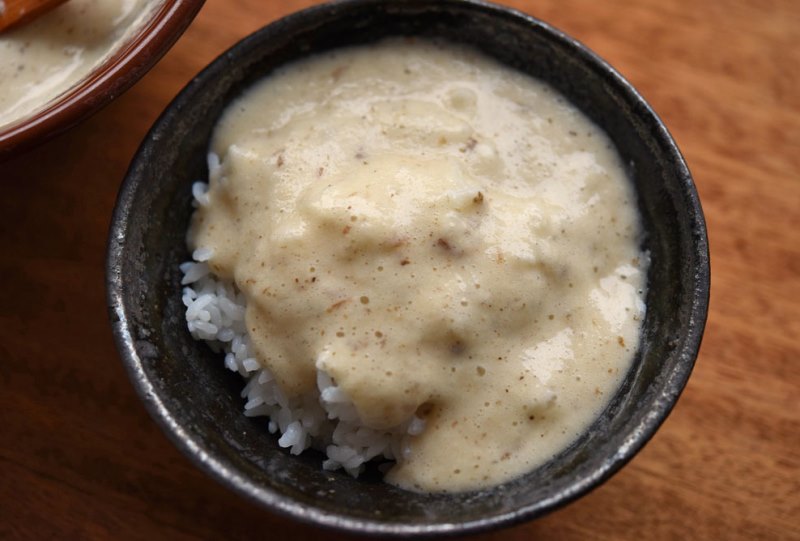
[180,177,424,478]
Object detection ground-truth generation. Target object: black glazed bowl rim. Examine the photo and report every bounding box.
[107,0,710,536]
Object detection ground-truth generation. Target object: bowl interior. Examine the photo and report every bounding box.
[107,0,709,535]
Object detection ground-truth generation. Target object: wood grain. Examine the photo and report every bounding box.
[1,0,798,539]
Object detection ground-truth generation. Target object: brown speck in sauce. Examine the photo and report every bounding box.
[384,237,408,250]
[416,402,433,417]
[465,137,478,150]
[327,299,349,312]
[330,65,346,80]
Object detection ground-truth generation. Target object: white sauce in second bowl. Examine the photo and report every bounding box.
[0,0,160,128]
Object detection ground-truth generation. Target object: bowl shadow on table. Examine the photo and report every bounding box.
[107,0,709,535]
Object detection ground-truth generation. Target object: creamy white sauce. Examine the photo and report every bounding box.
[189,39,648,492]
[0,0,160,128]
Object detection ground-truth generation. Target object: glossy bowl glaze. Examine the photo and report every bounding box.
[107,0,709,536]
[0,0,205,158]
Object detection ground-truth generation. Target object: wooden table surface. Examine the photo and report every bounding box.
[1,0,798,539]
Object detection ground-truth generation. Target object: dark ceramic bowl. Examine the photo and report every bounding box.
[0,0,205,158]
[107,0,709,536]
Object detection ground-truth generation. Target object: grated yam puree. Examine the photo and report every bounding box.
[181,38,648,493]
